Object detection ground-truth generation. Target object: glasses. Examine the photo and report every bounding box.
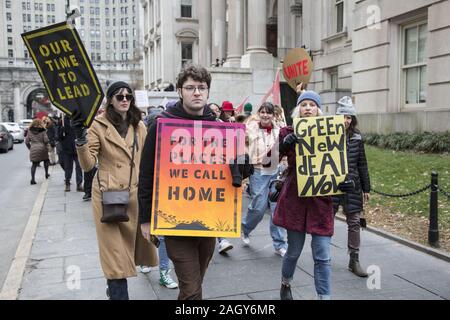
[115,94,133,101]
[182,85,209,94]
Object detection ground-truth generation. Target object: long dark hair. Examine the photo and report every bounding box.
[105,87,141,135]
[347,115,360,137]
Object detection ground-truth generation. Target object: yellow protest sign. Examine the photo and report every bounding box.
[294,116,348,197]
[21,22,104,127]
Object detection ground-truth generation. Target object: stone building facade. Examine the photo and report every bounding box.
[141,0,450,132]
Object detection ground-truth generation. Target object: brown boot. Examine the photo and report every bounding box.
[349,252,368,277]
[65,184,70,192]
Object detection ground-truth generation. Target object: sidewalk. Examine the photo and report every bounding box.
[15,166,450,300]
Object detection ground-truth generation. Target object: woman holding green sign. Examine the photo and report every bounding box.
[274,89,355,300]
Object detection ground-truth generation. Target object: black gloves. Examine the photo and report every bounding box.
[229,154,254,187]
[280,133,300,154]
[338,176,356,193]
[70,111,88,146]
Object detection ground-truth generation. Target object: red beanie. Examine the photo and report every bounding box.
[221,101,234,111]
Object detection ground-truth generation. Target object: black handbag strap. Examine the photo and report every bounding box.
[97,128,137,192]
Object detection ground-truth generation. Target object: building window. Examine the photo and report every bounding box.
[8,37,13,45]
[181,0,192,18]
[7,25,12,32]
[8,49,14,58]
[403,22,427,105]
[6,12,12,21]
[335,0,344,33]
[181,42,193,67]
[6,0,11,8]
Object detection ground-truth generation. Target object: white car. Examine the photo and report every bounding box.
[19,119,33,137]
[1,122,24,143]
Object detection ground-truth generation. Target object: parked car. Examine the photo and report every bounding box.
[0,124,14,153]
[0,122,24,143]
[19,119,33,137]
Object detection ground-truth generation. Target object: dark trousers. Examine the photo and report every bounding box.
[83,167,97,195]
[106,279,128,300]
[64,153,82,186]
[165,236,216,300]
[31,160,49,181]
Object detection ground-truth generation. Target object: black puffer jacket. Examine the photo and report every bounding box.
[333,132,371,214]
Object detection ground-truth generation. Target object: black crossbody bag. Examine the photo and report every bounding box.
[98,131,136,223]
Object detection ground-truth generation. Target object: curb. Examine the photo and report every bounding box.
[335,215,450,263]
[0,167,51,300]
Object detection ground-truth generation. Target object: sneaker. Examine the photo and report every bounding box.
[275,247,287,257]
[218,239,233,254]
[241,235,250,247]
[65,184,70,192]
[159,270,178,289]
[138,266,152,274]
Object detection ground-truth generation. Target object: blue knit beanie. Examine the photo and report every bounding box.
[297,90,321,109]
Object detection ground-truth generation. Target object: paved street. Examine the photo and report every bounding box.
[1,164,446,300]
[0,143,47,289]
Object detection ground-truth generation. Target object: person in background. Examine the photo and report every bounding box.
[243,103,253,117]
[44,117,57,165]
[333,96,371,278]
[208,103,221,120]
[26,119,50,185]
[220,101,235,122]
[241,102,287,257]
[59,115,83,192]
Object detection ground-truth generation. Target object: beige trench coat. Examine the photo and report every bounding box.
[76,114,158,279]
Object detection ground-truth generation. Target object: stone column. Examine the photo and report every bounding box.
[224,0,244,67]
[241,0,273,68]
[13,82,23,121]
[198,0,212,67]
[277,0,292,59]
[246,0,267,53]
[211,0,226,65]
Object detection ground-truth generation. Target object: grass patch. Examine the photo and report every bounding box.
[365,146,450,230]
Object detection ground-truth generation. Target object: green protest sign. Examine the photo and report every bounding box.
[21,21,104,127]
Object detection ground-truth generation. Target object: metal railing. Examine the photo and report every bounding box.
[372,172,448,248]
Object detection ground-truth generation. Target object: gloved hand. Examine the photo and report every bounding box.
[338,179,355,193]
[280,133,300,154]
[70,110,88,145]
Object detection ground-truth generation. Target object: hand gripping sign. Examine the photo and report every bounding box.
[282,48,314,90]
[21,21,104,127]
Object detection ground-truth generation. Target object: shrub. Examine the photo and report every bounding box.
[363,132,450,153]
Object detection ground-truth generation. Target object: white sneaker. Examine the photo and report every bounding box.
[275,248,287,257]
[138,266,152,274]
[159,270,178,289]
[218,239,233,254]
[241,235,250,247]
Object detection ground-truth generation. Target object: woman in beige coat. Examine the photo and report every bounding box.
[73,81,158,300]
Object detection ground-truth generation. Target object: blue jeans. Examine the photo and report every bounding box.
[158,236,170,271]
[241,169,287,250]
[282,231,331,299]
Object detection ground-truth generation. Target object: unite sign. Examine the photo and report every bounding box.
[22,22,104,127]
[294,116,348,197]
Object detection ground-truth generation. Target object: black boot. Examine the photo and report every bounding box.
[106,279,129,300]
[280,283,293,300]
[349,252,368,277]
